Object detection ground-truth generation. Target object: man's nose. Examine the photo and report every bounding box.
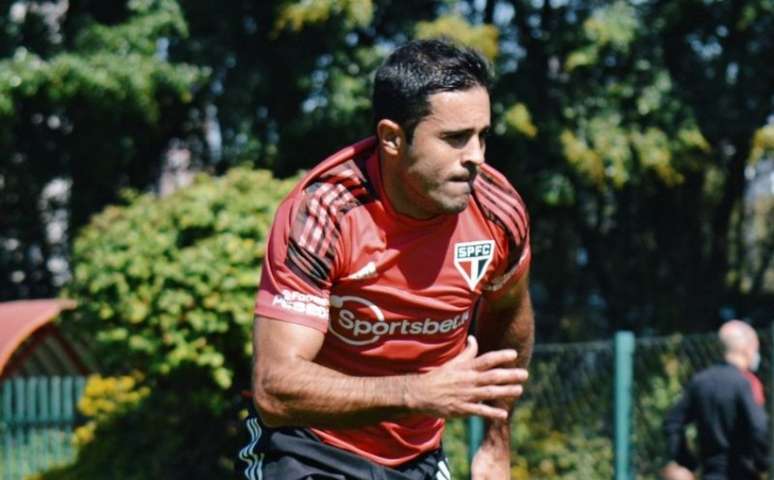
[463,137,485,166]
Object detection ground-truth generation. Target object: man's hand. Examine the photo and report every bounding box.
[407,336,528,421]
[660,461,694,480]
[471,443,510,480]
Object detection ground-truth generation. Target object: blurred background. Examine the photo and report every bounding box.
[0,0,773,478]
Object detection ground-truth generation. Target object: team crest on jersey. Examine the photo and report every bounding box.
[454,240,495,290]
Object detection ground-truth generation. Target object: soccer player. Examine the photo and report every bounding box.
[239,38,533,479]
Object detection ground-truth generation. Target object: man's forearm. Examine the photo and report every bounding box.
[476,290,535,451]
[470,296,533,477]
[254,317,530,431]
[254,358,420,428]
[477,294,535,391]
[480,325,532,452]
[502,302,534,371]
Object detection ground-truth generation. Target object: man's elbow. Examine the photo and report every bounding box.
[253,376,291,428]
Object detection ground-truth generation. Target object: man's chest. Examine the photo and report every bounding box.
[325,211,500,347]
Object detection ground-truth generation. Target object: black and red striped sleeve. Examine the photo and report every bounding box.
[254,168,372,332]
[475,167,531,300]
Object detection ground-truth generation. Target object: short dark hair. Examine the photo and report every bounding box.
[372,38,492,142]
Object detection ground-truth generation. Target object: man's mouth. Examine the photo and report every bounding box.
[449,170,477,183]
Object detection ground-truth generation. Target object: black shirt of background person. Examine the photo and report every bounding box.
[663,362,769,480]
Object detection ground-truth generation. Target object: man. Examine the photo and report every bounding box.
[663,320,768,480]
[239,38,533,480]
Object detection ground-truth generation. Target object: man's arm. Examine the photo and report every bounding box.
[663,389,697,471]
[470,273,534,479]
[252,316,529,429]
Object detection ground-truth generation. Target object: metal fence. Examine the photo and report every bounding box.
[0,376,86,480]
[453,328,771,480]
[0,330,770,480]
[631,332,725,478]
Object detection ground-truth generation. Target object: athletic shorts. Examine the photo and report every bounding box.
[238,414,453,480]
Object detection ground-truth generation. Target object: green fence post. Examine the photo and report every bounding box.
[51,376,63,463]
[27,377,38,475]
[2,380,12,480]
[769,323,774,480]
[14,377,27,479]
[467,416,485,469]
[614,331,635,480]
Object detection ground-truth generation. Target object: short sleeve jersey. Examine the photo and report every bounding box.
[255,137,531,467]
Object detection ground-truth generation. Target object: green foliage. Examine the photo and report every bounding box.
[65,168,296,389]
[36,168,296,478]
[448,404,614,479]
[533,0,774,333]
[72,374,151,448]
[566,1,638,70]
[560,118,687,190]
[274,0,374,33]
[441,418,469,476]
[36,369,242,479]
[415,15,499,60]
[74,0,188,56]
[750,125,774,164]
[0,0,205,123]
[0,48,202,124]
[7,0,770,327]
[1,0,208,300]
[443,403,614,479]
[503,102,537,139]
[511,404,613,479]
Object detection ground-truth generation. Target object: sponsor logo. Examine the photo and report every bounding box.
[328,295,470,346]
[454,240,495,290]
[271,290,328,319]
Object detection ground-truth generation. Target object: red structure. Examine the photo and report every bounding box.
[0,299,93,379]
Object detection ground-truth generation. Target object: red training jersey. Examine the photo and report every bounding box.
[254,137,531,467]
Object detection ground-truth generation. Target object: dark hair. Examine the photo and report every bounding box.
[372,38,492,142]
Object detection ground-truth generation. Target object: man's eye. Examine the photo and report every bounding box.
[445,133,469,146]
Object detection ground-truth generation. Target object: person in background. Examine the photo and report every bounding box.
[662,320,769,480]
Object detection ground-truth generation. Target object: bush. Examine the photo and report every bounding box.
[442,404,613,479]
[511,403,613,479]
[42,168,296,479]
[73,374,151,448]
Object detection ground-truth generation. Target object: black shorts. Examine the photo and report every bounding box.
[238,416,452,480]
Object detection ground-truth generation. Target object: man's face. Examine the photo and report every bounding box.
[749,337,761,371]
[395,86,491,219]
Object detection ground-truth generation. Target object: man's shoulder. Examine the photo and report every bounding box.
[694,363,747,386]
[476,162,523,193]
[472,164,529,240]
[284,138,378,215]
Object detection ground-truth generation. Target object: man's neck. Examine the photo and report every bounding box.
[378,150,434,220]
[724,353,748,371]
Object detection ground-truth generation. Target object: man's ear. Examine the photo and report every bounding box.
[376,119,405,156]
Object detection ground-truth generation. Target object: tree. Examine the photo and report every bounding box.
[5,0,773,335]
[0,0,207,300]
[477,0,774,335]
[221,0,773,335]
[654,0,774,318]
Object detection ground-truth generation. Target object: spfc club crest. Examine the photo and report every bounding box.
[454,240,495,290]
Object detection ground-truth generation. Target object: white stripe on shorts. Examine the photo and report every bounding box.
[238,418,264,480]
[436,457,451,480]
